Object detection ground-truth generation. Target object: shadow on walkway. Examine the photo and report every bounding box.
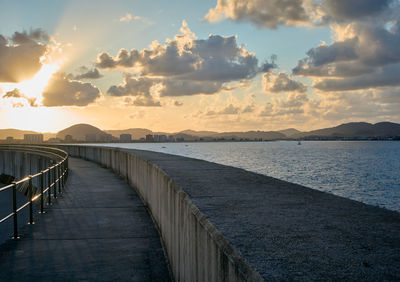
[0,157,170,281]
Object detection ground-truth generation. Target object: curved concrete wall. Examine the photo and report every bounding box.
[0,150,52,180]
[60,145,263,282]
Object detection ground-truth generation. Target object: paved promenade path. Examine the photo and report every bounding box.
[0,157,170,281]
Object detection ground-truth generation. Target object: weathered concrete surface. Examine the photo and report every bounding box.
[128,149,400,281]
[0,157,170,281]
[60,146,400,281]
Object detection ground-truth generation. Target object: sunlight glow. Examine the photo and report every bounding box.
[0,59,62,107]
[15,61,62,105]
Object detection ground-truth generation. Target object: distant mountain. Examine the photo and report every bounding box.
[105,128,153,140]
[178,129,219,137]
[3,121,399,143]
[209,131,286,140]
[294,122,400,139]
[57,124,106,141]
[0,129,55,140]
[278,128,302,138]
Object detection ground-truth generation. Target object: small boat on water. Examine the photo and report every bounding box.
[298,141,302,145]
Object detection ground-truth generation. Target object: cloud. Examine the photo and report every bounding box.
[107,74,155,96]
[100,21,274,102]
[69,67,102,80]
[3,88,37,107]
[159,80,224,96]
[260,93,309,116]
[119,13,146,23]
[205,0,311,29]
[3,88,23,98]
[0,29,49,83]
[42,72,100,106]
[321,0,393,22]
[204,0,395,28]
[107,74,161,106]
[97,23,265,82]
[290,1,400,94]
[263,72,307,93]
[293,22,400,78]
[174,101,183,106]
[314,64,400,91]
[205,102,256,116]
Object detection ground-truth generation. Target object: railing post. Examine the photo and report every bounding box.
[39,171,45,214]
[53,166,57,199]
[28,176,34,225]
[12,182,19,239]
[58,164,62,194]
[47,168,51,205]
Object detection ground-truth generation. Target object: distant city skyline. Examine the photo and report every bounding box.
[1,0,399,132]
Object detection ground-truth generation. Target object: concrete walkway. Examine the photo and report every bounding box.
[0,157,170,281]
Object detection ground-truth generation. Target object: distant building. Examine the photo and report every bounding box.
[176,136,184,142]
[153,134,159,142]
[168,135,175,142]
[85,134,97,142]
[159,135,167,142]
[6,137,14,143]
[120,134,132,142]
[24,134,43,143]
[65,135,73,142]
[139,137,145,142]
[48,138,61,143]
[98,134,113,142]
[145,134,154,142]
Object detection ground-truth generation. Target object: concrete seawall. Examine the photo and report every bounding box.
[59,145,400,281]
[60,145,264,282]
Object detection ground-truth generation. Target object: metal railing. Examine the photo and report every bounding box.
[0,145,68,239]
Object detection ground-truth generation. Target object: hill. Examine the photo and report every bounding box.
[278,128,302,138]
[295,122,400,139]
[56,124,106,141]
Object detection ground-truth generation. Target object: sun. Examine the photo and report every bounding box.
[14,61,62,105]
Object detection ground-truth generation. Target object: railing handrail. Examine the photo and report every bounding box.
[0,145,69,239]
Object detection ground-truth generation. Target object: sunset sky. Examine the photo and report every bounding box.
[0,0,399,133]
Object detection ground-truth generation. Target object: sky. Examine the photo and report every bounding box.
[0,0,399,133]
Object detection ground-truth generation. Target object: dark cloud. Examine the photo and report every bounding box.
[69,67,102,80]
[42,72,100,106]
[205,0,395,28]
[174,101,183,106]
[314,64,400,91]
[293,5,400,91]
[322,0,393,22]
[0,29,49,82]
[263,72,307,93]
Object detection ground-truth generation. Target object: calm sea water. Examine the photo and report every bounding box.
[93,141,400,212]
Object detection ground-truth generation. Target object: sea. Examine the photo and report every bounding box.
[92,141,400,213]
